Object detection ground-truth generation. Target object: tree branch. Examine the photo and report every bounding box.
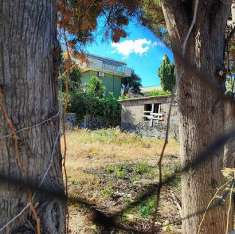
[161,0,190,44]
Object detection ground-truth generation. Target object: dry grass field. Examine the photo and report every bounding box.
[62,128,181,233]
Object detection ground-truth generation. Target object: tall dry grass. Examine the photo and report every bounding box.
[62,128,179,179]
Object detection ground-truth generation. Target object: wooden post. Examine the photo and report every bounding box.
[149,103,154,127]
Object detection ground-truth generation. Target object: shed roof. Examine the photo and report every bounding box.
[119,95,173,104]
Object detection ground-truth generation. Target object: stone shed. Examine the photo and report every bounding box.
[120,96,179,139]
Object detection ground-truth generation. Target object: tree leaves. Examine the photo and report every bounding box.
[57,0,140,53]
[158,54,175,93]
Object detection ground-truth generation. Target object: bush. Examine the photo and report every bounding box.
[158,54,175,93]
[86,76,105,98]
[68,91,121,127]
[62,74,120,128]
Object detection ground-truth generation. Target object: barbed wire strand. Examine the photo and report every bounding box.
[0,106,234,232]
[116,188,231,233]
[0,49,75,234]
[0,112,59,140]
[0,129,61,233]
[197,179,233,234]
[0,203,31,233]
[0,54,234,234]
[37,130,61,188]
[0,120,234,233]
[0,7,235,232]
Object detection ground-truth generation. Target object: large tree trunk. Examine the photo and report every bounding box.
[0,1,65,233]
[161,1,232,234]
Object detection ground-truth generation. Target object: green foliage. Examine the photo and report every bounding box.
[69,69,82,90]
[100,184,114,198]
[115,167,127,179]
[86,76,105,98]
[119,95,129,101]
[141,0,169,45]
[121,72,142,95]
[76,128,152,146]
[59,0,139,47]
[59,68,82,110]
[60,68,82,93]
[134,162,151,175]
[69,91,121,127]
[158,55,176,93]
[105,162,154,181]
[138,196,156,218]
[63,74,120,127]
[105,165,127,179]
[147,88,170,97]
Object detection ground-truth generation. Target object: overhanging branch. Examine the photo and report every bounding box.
[161,0,191,43]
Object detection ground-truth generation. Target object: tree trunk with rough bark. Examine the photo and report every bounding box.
[0,1,65,233]
[161,1,232,233]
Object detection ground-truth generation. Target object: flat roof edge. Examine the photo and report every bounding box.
[119,95,174,102]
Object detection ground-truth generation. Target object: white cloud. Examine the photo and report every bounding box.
[111,38,153,57]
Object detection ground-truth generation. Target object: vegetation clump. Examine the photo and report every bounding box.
[146,88,170,97]
[61,70,121,127]
[158,54,175,93]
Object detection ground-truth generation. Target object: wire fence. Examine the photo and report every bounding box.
[0,57,234,231]
[0,73,234,232]
[1,4,235,234]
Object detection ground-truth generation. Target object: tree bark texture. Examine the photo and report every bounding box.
[0,0,65,233]
[162,1,232,234]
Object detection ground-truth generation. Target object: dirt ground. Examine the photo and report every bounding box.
[62,128,181,233]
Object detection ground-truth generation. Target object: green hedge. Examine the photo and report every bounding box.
[68,91,121,127]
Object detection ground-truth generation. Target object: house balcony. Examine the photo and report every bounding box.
[77,54,132,77]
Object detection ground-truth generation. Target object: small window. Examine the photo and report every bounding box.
[144,104,152,121]
[144,103,160,113]
[144,104,152,112]
[97,71,105,77]
[153,103,160,113]
[144,103,161,122]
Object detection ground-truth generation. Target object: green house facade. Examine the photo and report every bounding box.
[78,54,132,97]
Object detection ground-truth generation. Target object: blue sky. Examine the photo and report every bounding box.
[84,18,173,87]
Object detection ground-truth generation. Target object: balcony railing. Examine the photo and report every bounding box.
[78,58,132,77]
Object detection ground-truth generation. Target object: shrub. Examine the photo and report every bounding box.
[158,54,176,93]
[68,91,121,127]
[86,76,105,98]
[63,74,120,127]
